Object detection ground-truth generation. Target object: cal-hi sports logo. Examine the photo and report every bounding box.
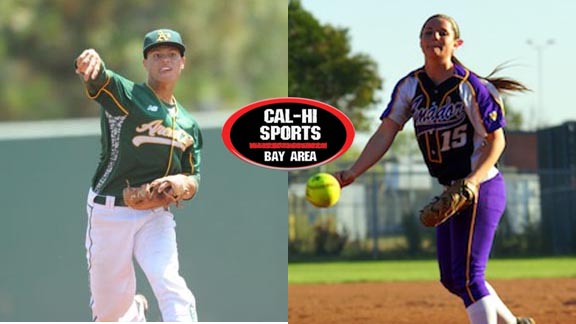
[222,97,355,170]
[132,120,194,150]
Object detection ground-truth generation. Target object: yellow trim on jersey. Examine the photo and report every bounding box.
[465,198,479,304]
[85,73,111,100]
[385,75,412,126]
[487,85,505,116]
[101,88,129,115]
[463,80,484,132]
[84,72,129,116]
[163,115,177,177]
[144,83,182,177]
[425,132,442,163]
[463,77,506,131]
[145,83,178,114]
[440,69,469,106]
[188,152,195,175]
[466,80,488,138]
[415,71,431,107]
[172,97,180,115]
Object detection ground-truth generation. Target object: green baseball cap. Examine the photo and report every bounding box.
[143,29,186,58]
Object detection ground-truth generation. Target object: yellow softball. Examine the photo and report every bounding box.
[305,172,341,208]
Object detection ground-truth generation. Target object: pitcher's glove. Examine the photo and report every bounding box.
[123,175,198,210]
[419,179,478,227]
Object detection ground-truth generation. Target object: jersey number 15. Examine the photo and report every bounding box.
[440,124,468,152]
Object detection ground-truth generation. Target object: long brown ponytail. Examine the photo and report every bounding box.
[451,56,530,93]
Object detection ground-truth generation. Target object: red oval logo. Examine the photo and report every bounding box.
[222,97,355,170]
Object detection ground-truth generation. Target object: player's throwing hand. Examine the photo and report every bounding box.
[75,48,102,82]
[332,170,356,188]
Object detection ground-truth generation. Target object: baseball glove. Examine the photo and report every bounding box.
[123,175,198,210]
[419,179,478,227]
[122,181,177,210]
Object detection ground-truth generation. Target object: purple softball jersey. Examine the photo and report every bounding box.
[382,63,505,186]
[381,63,507,307]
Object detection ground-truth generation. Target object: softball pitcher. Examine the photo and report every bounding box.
[75,29,201,322]
[334,14,535,324]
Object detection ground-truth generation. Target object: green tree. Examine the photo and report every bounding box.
[0,0,287,121]
[288,0,382,131]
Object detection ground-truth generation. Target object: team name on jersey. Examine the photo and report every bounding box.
[132,119,194,151]
[412,95,466,128]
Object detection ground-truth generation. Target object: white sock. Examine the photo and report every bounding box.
[485,282,517,324]
[466,295,498,324]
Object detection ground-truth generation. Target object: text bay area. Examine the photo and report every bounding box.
[264,150,316,162]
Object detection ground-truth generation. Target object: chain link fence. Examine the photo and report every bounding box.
[288,162,575,260]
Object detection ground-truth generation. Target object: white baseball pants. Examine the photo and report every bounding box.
[86,189,197,322]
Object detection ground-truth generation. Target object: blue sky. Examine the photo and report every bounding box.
[300,0,575,131]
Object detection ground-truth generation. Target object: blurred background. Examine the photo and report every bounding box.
[0,0,288,321]
[0,0,287,121]
[288,0,576,260]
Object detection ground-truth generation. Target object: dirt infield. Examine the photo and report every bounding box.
[289,278,576,323]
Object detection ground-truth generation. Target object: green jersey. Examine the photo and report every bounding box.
[84,67,202,197]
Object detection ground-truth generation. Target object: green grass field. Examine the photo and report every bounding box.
[288,257,576,284]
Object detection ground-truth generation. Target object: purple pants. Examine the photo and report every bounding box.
[436,172,506,307]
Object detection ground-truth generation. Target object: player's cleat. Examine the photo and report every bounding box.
[135,294,149,321]
[516,317,535,324]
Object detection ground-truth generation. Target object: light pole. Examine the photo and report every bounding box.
[526,39,554,128]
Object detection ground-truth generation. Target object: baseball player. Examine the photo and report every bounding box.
[334,14,535,324]
[75,29,202,322]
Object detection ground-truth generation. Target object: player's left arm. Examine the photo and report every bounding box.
[465,128,505,187]
[150,124,203,202]
[179,124,203,200]
[464,79,506,187]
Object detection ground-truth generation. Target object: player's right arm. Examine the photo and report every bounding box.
[74,49,131,116]
[334,117,401,187]
[334,73,415,188]
[75,49,108,95]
